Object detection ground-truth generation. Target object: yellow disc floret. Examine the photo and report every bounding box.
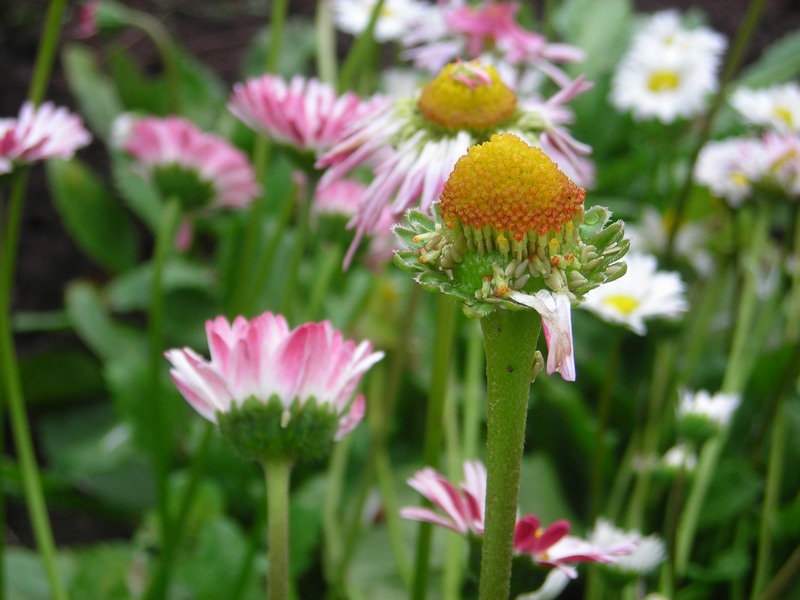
[439,133,585,242]
[417,61,517,130]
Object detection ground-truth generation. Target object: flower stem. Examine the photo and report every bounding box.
[264,457,293,600]
[664,0,766,263]
[756,542,800,600]
[478,309,541,600]
[148,197,181,547]
[315,0,337,84]
[0,0,69,595]
[266,0,289,74]
[338,0,385,93]
[676,207,771,575]
[750,403,788,599]
[591,332,622,519]
[412,295,458,600]
[128,11,182,114]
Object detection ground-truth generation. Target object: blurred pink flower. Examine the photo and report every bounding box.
[228,75,387,155]
[402,461,635,578]
[0,102,91,175]
[165,312,383,440]
[402,1,584,86]
[399,461,487,535]
[121,115,259,210]
[75,2,100,38]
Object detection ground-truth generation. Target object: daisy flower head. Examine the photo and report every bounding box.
[401,1,585,87]
[228,74,387,157]
[580,253,688,336]
[588,518,665,580]
[0,102,91,175]
[120,115,259,213]
[731,82,800,133]
[165,312,383,461]
[752,132,800,199]
[695,137,759,206]
[395,133,628,381]
[677,389,741,441]
[399,460,487,536]
[610,10,726,123]
[318,60,595,268]
[333,0,435,43]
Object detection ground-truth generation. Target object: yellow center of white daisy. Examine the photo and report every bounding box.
[647,70,680,93]
[417,61,517,130]
[773,106,794,129]
[603,295,639,315]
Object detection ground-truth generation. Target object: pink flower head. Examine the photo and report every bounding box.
[120,115,259,210]
[399,461,487,535]
[228,75,387,155]
[0,102,91,175]
[402,1,584,86]
[76,2,100,38]
[514,517,637,578]
[165,312,383,441]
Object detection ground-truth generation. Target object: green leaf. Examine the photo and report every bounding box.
[62,44,124,141]
[290,474,326,577]
[47,158,139,272]
[65,281,148,362]
[738,30,800,88]
[5,547,76,600]
[685,547,750,583]
[108,47,166,115]
[241,19,318,80]
[19,349,104,406]
[106,258,217,313]
[67,545,135,600]
[697,462,763,528]
[111,151,163,231]
[175,46,226,129]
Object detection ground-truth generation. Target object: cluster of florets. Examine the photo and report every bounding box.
[394,133,628,319]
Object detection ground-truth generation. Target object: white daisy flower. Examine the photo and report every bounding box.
[678,389,741,429]
[695,137,759,206]
[610,11,726,123]
[579,253,688,335]
[589,518,666,575]
[333,0,434,43]
[662,444,697,472]
[731,82,800,133]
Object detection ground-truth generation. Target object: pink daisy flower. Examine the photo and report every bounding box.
[228,74,387,155]
[165,312,384,442]
[317,61,593,268]
[401,0,584,86]
[401,461,636,579]
[120,115,259,210]
[0,102,91,175]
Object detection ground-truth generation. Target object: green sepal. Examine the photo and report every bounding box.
[217,395,339,463]
[393,225,420,248]
[406,208,436,230]
[578,205,611,240]
[586,218,625,250]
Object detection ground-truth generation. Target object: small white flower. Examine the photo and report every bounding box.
[333,0,433,42]
[589,518,666,575]
[662,444,697,471]
[731,83,800,133]
[696,137,759,206]
[580,253,688,335]
[610,11,726,123]
[678,389,741,429]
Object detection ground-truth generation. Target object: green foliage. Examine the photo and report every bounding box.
[47,158,139,272]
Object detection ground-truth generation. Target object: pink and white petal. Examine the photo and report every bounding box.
[399,507,464,534]
[506,290,576,381]
[335,394,365,440]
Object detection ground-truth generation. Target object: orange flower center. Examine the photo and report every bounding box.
[439,133,585,241]
[417,62,517,130]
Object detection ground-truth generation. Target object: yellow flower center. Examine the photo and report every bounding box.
[439,133,585,241]
[773,106,794,129]
[417,62,517,130]
[603,295,639,315]
[647,70,680,92]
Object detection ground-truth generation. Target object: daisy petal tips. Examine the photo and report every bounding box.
[165,311,383,462]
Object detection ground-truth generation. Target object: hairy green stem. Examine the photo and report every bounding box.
[264,457,293,600]
[412,295,458,600]
[478,310,541,600]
